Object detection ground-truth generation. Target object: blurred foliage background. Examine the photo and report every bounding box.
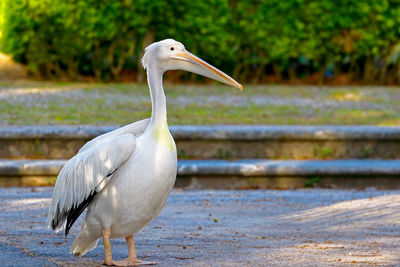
[2,0,400,84]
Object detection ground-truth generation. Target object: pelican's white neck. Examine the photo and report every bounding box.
[147,64,167,128]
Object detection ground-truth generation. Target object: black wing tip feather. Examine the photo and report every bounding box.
[51,204,67,232]
[64,190,98,237]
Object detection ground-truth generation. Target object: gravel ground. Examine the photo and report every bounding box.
[1,187,400,266]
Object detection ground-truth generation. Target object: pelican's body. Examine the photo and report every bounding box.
[92,128,176,238]
[47,39,242,266]
[79,123,176,245]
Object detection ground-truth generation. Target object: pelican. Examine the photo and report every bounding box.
[47,39,242,266]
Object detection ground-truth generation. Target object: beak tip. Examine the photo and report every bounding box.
[238,84,243,91]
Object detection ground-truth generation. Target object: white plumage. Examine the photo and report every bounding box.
[47,39,242,266]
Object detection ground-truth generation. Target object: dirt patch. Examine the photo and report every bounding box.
[0,53,28,80]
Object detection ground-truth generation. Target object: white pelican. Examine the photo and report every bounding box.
[47,39,242,266]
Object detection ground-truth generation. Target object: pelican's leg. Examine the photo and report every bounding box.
[103,228,114,266]
[112,235,158,266]
[126,235,138,262]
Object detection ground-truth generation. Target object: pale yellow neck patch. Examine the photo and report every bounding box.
[152,122,175,151]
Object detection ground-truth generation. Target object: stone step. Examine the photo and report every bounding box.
[178,159,400,176]
[0,159,400,187]
[1,125,400,160]
[1,158,400,176]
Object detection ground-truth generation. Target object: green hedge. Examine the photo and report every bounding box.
[2,0,400,83]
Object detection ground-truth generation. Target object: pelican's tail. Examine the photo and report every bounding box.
[69,226,99,257]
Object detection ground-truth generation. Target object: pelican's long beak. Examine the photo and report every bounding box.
[173,50,243,90]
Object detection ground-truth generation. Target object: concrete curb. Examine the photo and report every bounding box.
[178,159,400,176]
[1,159,399,177]
[0,160,65,176]
[0,125,400,140]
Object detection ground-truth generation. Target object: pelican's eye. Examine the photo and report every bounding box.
[170,47,174,51]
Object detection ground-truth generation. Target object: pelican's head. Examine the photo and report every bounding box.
[142,39,242,90]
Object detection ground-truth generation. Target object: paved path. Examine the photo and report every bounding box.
[1,187,400,266]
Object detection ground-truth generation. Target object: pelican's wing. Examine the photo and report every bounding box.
[47,134,136,236]
[79,118,150,153]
